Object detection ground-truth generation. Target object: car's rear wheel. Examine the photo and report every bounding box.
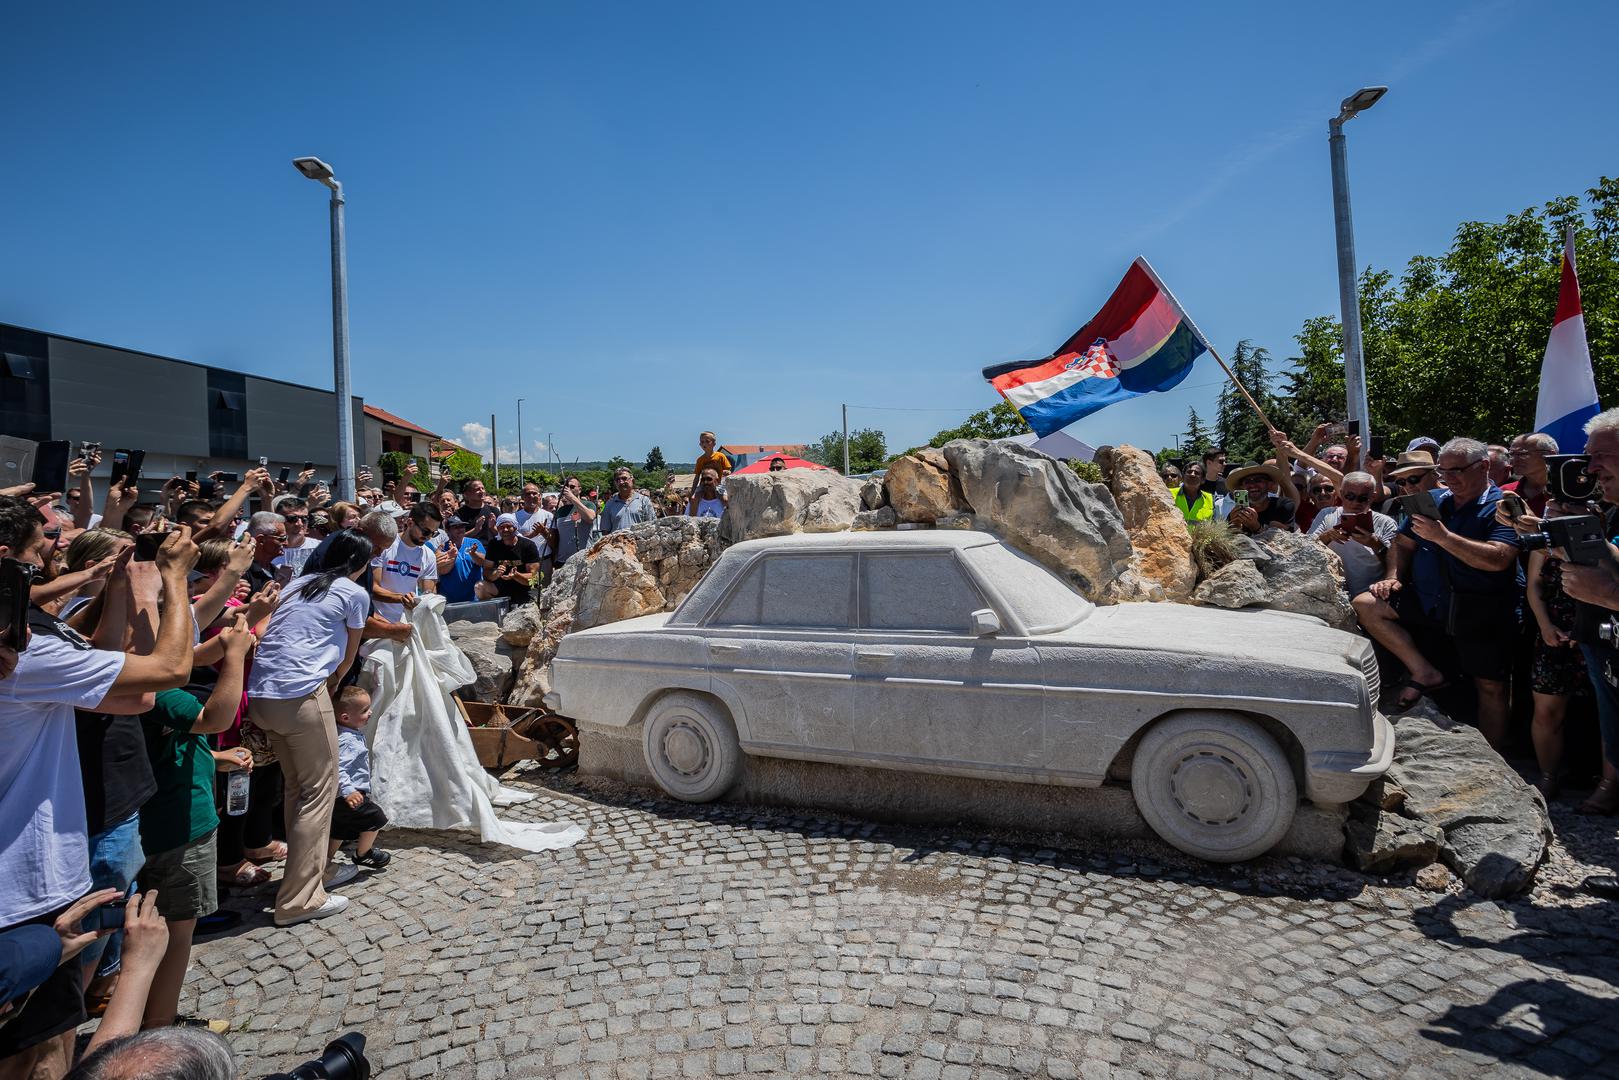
[642,692,742,803]
[1130,711,1296,863]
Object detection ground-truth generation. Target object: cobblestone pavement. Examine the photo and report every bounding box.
[188,770,1619,1079]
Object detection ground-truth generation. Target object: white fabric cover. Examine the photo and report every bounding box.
[365,594,585,853]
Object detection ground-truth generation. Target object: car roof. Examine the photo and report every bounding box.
[722,530,1001,555]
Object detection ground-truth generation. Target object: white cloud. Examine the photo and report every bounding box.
[460,421,492,451]
[492,439,550,465]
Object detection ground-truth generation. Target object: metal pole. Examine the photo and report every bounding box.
[491,412,499,491]
[329,183,356,501]
[517,398,525,488]
[1329,118,1372,441]
[842,404,850,475]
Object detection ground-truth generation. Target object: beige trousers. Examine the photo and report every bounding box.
[250,689,338,922]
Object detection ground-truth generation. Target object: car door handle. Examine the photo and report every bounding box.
[856,649,896,660]
[709,642,742,653]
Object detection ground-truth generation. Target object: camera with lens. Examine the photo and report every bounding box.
[1545,454,1600,505]
[1518,513,1608,565]
[264,1033,369,1080]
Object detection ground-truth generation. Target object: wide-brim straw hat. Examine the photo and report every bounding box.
[1225,462,1286,487]
[1388,450,1438,477]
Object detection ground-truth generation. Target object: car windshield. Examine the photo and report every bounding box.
[963,542,1091,634]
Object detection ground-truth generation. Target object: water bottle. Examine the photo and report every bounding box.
[226,769,250,816]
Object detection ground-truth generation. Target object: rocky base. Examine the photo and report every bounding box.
[577,720,1349,863]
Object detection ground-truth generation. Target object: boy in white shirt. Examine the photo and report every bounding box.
[371,504,440,622]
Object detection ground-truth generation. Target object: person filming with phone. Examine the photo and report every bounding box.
[1352,438,1522,740]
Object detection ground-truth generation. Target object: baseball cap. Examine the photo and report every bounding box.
[1405,436,1440,454]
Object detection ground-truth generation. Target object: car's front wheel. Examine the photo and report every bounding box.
[642,692,743,803]
[1130,711,1296,863]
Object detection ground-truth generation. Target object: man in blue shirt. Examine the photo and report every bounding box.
[1353,437,1522,743]
[434,517,484,603]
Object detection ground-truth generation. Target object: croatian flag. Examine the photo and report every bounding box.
[1533,231,1600,453]
[983,258,1208,437]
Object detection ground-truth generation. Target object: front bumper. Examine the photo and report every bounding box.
[1303,710,1395,805]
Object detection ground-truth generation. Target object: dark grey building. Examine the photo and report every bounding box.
[1,322,366,486]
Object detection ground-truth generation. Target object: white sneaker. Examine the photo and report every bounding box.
[275,893,349,927]
[324,863,360,889]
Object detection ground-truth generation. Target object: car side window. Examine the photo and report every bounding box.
[860,553,986,633]
[709,554,854,629]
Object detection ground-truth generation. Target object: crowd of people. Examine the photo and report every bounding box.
[0,428,763,1077]
[1162,418,1619,835]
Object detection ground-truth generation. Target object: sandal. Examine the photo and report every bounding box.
[1390,676,1450,715]
[244,841,288,863]
[218,862,270,888]
[1577,778,1619,815]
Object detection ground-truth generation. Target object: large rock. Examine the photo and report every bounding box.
[499,603,541,648]
[1192,559,1268,609]
[1382,701,1552,897]
[509,516,721,708]
[717,471,866,545]
[447,620,515,704]
[883,448,965,524]
[941,439,1139,604]
[1250,529,1354,631]
[1344,806,1444,875]
[1095,445,1196,602]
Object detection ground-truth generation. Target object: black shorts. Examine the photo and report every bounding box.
[1395,590,1518,682]
[0,903,87,1058]
[331,794,389,842]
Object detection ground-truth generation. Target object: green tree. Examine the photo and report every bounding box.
[644,445,666,472]
[927,401,1029,445]
[1214,340,1284,463]
[1182,407,1213,457]
[807,428,889,474]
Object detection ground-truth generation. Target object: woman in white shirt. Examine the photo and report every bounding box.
[245,530,372,927]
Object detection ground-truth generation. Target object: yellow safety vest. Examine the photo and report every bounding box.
[1174,486,1214,523]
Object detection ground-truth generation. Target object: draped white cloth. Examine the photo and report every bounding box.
[364,594,584,853]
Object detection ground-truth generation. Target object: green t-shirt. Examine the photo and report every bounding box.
[138,688,220,853]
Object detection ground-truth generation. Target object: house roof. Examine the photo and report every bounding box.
[720,443,809,455]
[363,405,438,439]
[431,440,479,461]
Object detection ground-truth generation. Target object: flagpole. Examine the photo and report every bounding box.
[1133,257,1278,433]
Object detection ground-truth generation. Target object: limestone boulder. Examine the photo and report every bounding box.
[1192,559,1268,609]
[852,507,897,531]
[883,448,965,524]
[1095,444,1196,602]
[941,439,1137,604]
[1250,528,1355,631]
[499,602,541,648]
[447,620,515,704]
[859,479,886,511]
[508,516,721,709]
[718,471,866,545]
[1383,701,1552,897]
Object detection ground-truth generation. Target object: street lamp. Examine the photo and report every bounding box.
[292,155,356,501]
[1327,86,1387,445]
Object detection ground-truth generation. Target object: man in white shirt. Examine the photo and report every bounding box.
[271,495,321,580]
[515,484,555,584]
[371,503,441,622]
[0,496,201,1070]
[1305,471,1398,597]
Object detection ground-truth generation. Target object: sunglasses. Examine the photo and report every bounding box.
[1340,491,1373,503]
[1397,476,1428,487]
[1310,485,1336,495]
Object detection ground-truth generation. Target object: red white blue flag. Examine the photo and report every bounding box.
[983,258,1208,436]
[1533,230,1600,453]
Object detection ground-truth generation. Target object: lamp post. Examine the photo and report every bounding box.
[516,398,525,487]
[292,156,356,501]
[1327,86,1387,443]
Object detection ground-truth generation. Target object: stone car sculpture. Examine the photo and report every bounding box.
[547,531,1393,862]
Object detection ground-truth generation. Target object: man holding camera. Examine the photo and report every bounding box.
[1352,438,1521,740]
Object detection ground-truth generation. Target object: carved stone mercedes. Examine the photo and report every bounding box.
[548,530,1392,862]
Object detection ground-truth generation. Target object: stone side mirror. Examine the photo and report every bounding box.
[971,608,1001,637]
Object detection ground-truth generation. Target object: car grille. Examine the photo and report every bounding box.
[1360,648,1381,708]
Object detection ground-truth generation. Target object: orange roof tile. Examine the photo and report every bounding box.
[363,404,439,439]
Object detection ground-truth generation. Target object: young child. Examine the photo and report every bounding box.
[330,687,391,868]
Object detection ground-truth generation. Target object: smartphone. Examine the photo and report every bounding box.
[133,531,167,562]
[303,460,314,472]
[1346,419,1362,438]
[30,440,71,495]
[125,450,146,488]
[1230,489,1249,508]
[1499,492,1527,522]
[217,471,239,483]
[1342,510,1374,534]
[108,449,131,487]
[1368,435,1386,459]
[84,901,125,932]
[0,556,34,653]
[185,470,198,484]
[258,455,269,467]
[279,467,292,484]
[1399,489,1441,520]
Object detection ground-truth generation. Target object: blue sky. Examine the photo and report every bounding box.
[5,1,1616,465]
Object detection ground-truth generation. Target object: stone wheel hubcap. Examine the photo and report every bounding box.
[662,721,710,777]
[1169,748,1254,826]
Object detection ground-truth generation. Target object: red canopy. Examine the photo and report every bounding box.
[731,455,831,475]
